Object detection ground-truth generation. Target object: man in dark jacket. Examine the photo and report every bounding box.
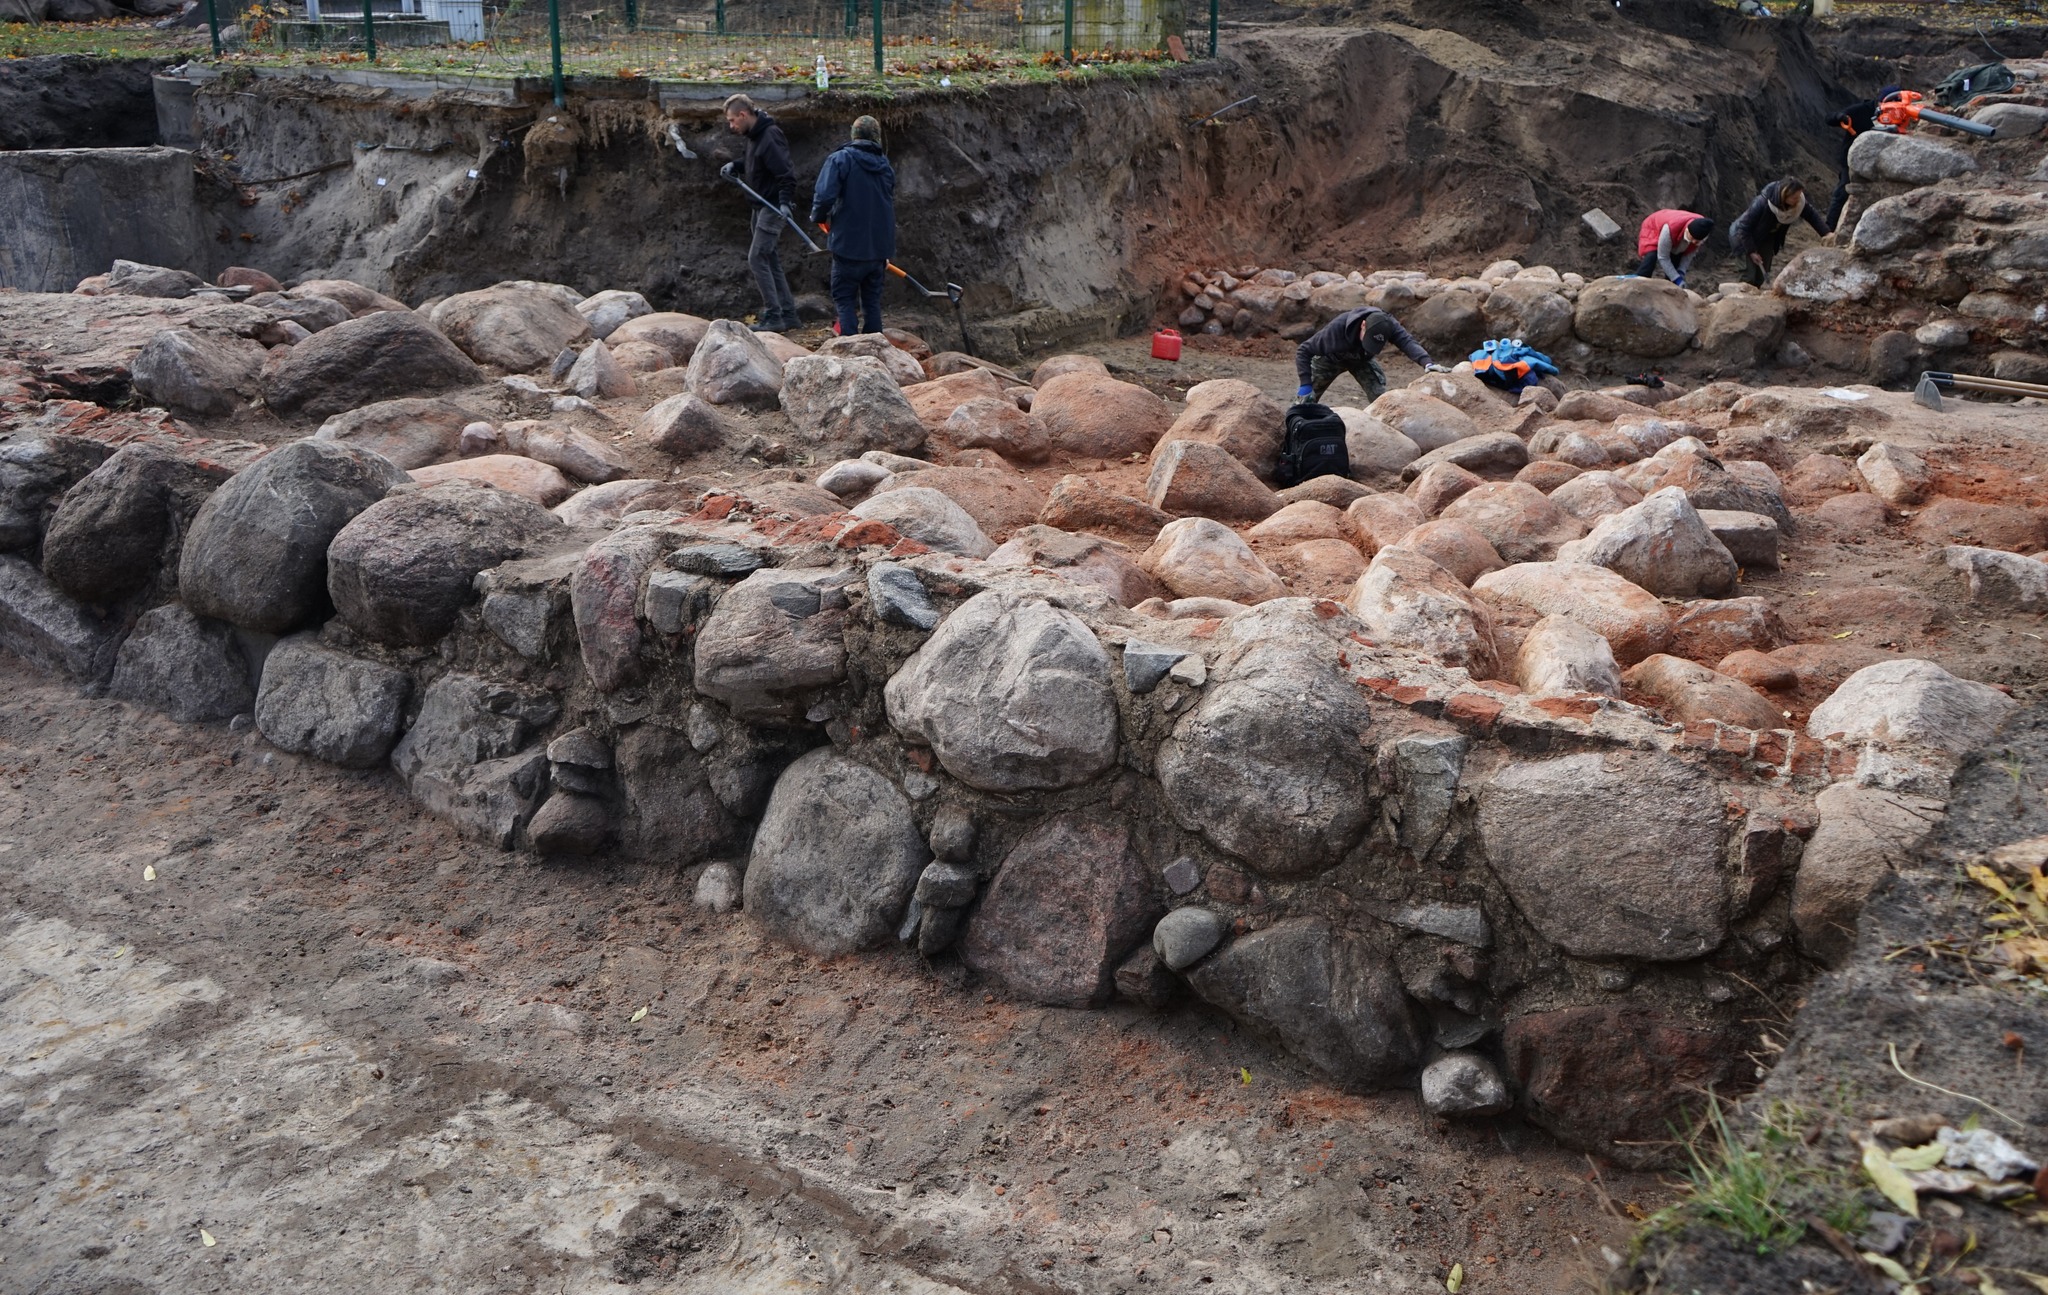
[721,93,798,332]
[1825,89,1898,231]
[1729,176,1832,287]
[1294,306,1443,403]
[809,115,896,337]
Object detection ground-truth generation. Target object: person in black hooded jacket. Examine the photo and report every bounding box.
[721,93,798,332]
[810,115,897,337]
[1729,176,1832,287]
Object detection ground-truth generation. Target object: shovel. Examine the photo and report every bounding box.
[818,220,975,355]
[720,168,826,254]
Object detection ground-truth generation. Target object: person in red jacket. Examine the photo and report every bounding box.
[1630,210,1714,287]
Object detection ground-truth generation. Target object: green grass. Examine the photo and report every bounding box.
[5,15,1178,88]
[1645,1094,1869,1257]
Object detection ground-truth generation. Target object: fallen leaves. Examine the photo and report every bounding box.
[200,1228,217,1247]
[629,1005,649,1022]
[1863,1140,1920,1217]
[1445,1261,1465,1292]
[143,864,156,881]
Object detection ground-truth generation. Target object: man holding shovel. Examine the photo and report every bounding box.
[721,93,799,333]
[810,115,896,337]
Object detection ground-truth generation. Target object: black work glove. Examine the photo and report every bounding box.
[718,161,735,181]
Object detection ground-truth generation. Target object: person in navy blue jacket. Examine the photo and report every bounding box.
[809,115,897,337]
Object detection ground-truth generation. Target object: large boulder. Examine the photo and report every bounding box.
[1140,516,1289,603]
[1504,1006,1749,1165]
[1513,613,1621,696]
[102,259,203,299]
[986,525,1163,606]
[1338,409,1423,479]
[107,602,254,722]
[639,393,736,459]
[264,311,485,419]
[1555,486,1737,598]
[744,749,928,956]
[693,566,852,721]
[1437,482,1583,563]
[778,354,927,456]
[253,635,411,768]
[40,443,229,605]
[1572,277,1698,358]
[567,525,666,693]
[1185,919,1420,1091]
[885,589,1119,792]
[286,279,408,317]
[501,421,631,486]
[574,288,650,340]
[851,485,993,556]
[1038,474,1171,537]
[1156,603,1378,877]
[1161,379,1285,477]
[608,312,709,366]
[684,320,785,409]
[1474,561,1672,665]
[388,672,556,847]
[410,454,574,506]
[903,368,1005,428]
[816,333,927,385]
[431,285,592,372]
[1791,782,1949,965]
[1477,750,1729,960]
[327,482,566,646]
[130,327,265,416]
[1145,439,1280,521]
[0,555,122,681]
[870,467,1044,538]
[1365,390,1478,452]
[1407,288,1488,353]
[179,439,409,634]
[1623,653,1785,729]
[1033,372,1173,459]
[961,811,1162,1007]
[943,398,1049,463]
[1343,547,1498,675]
[1932,544,2048,611]
[313,397,473,470]
[1400,431,1529,482]
[0,435,113,553]
[1697,295,1787,370]
[1393,518,1505,586]
[1847,129,1978,184]
[1806,658,2016,755]
[1482,280,1574,348]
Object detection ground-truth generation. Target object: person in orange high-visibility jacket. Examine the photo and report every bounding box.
[1629,209,1714,287]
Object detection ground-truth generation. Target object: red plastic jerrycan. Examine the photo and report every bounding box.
[1151,328,1183,361]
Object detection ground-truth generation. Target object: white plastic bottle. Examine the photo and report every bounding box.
[815,55,829,90]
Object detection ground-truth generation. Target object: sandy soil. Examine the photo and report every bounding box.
[1,670,1650,1295]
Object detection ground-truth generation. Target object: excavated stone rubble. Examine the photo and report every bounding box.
[3,81,2046,1167]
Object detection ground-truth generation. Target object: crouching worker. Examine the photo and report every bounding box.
[810,114,896,337]
[1294,306,1443,404]
[1631,209,1714,288]
[1730,177,1830,287]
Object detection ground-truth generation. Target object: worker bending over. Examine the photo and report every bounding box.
[1631,209,1714,288]
[1729,176,1831,287]
[1295,306,1444,404]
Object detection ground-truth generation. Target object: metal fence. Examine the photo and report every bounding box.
[206,0,1219,86]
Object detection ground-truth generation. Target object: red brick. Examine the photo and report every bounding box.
[1752,731,1788,768]
[1185,618,1222,639]
[1445,692,1504,732]
[1789,735,1826,776]
[692,494,739,521]
[1312,599,1342,620]
[887,538,932,557]
[835,519,900,549]
[1716,728,1753,757]
[1532,696,1600,721]
[1681,721,1720,750]
[1475,678,1522,696]
[1826,744,1858,776]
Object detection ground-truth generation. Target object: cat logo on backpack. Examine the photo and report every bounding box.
[1274,401,1349,488]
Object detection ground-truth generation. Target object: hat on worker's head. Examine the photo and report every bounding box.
[851,115,883,142]
[1686,216,1715,240]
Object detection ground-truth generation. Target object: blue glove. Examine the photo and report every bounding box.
[1296,385,1313,401]
[1424,363,1450,374]
[1673,273,1686,289]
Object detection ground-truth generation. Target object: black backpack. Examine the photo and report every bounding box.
[1274,401,1349,487]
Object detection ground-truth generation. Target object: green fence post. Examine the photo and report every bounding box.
[549,0,565,106]
[870,0,882,75]
[205,0,222,56]
[845,0,855,36]
[625,0,637,29]
[361,0,376,62]
[715,0,724,35]
[1062,0,1072,62]
[1208,0,1217,57]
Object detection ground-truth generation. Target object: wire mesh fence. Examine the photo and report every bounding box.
[208,0,1215,83]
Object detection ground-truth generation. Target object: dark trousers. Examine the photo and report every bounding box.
[748,206,796,324]
[1735,226,1788,287]
[1307,354,1386,403]
[831,256,886,336]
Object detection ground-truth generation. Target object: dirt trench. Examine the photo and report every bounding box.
[156,0,1895,356]
[0,54,169,151]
